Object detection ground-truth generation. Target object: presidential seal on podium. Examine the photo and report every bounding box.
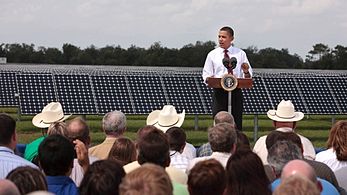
[220,74,238,92]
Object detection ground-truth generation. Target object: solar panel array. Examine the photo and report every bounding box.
[1,65,347,116]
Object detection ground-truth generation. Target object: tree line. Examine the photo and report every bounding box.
[0,42,346,69]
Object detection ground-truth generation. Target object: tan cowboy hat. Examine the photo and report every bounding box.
[32,102,71,128]
[146,105,185,132]
[267,100,304,122]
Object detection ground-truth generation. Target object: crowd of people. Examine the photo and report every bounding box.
[1,100,347,195]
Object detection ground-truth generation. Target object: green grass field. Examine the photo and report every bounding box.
[1,107,343,148]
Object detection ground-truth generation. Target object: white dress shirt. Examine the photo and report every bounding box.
[202,46,253,83]
[0,146,38,179]
[316,148,347,172]
[169,150,190,173]
[186,152,231,173]
[70,156,99,186]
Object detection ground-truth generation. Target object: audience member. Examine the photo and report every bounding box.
[0,179,20,195]
[275,160,324,193]
[25,102,71,162]
[89,111,126,159]
[269,150,339,195]
[225,146,271,195]
[123,125,188,185]
[38,134,78,195]
[165,127,190,172]
[124,127,189,193]
[66,117,98,186]
[146,105,196,160]
[79,159,126,195]
[316,120,347,171]
[0,114,37,179]
[253,100,316,164]
[120,163,173,195]
[265,131,342,193]
[108,137,136,166]
[187,122,237,173]
[6,166,47,195]
[197,111,235,157]
[188,159,226,195]
[267,140,303,178]
[122,125,158,173]
[273,174,320,195]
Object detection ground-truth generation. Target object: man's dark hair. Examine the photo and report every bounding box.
[220,26,234,37]
[0,113,16,145]
[38,134,75,176]
[165,127,186,152]
[137,129,170,167]
[188,159,226,195]
[79,159,125,195]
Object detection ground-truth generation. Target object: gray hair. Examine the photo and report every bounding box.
[102,111,126,135]
[214,111,235,126]
[267,140,303,176]
[208,123,237,153]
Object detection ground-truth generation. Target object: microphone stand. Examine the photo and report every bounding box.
[228,69,233,115]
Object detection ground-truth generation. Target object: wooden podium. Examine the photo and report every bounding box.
[206,77,253,89]
[206,77,253,114]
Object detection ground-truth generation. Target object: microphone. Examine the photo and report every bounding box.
[222,57,230,68]
[230,57,237,69]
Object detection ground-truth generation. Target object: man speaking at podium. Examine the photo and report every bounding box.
[202,26,253,131]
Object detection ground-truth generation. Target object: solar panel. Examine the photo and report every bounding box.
[17,73,57,115]
[242,77,272,114]
[127,75,167,114]
[55,74,97,114]
[326,77,347,114]
[296,77,339,114]
[196,77,213,114]
[0,71,18,106]
[162,75,205,114]
[263,77,307,113]
[91,75,133,114]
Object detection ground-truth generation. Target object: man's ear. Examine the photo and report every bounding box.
[164,154,171,168]
[317,180,323,192]
[86,136,91,146]
[231,144,237,155]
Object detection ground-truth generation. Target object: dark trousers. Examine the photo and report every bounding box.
[212,88,243,130]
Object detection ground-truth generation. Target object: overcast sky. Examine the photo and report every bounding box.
[1,0,346,59]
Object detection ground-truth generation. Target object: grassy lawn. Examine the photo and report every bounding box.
[1,107,343,148]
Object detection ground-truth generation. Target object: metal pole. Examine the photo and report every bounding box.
[228,91,232,115]
[253,114,258,142]
[194,115,198,130]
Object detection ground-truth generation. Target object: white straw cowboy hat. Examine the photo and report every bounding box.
[32,102,71,128]
[267,100,304,122]
[146,105,185,132]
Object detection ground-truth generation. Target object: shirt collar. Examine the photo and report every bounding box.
[275,127,294,132]
[0,146,14,154]
[221,46,233,53]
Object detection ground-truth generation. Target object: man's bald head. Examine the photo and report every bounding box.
[281,159,317,182]
[281,160,322,192]
[0,179,20,195]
